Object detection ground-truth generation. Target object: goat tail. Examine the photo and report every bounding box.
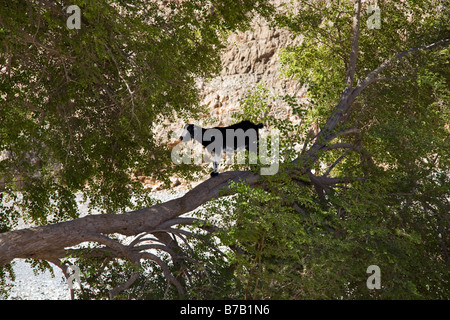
[256,123,264,129]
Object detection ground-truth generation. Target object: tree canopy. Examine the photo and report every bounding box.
[0,0,273,223]
[1,0,449,299]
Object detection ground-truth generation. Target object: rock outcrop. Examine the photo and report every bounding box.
[198,2,304,126]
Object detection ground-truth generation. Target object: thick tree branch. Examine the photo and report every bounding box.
[0,171,259,267]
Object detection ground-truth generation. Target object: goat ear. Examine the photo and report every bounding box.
[257,123,264,129]
[187,124,195,135]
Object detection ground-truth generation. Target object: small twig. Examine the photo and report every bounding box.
[322,142,360,152]
[323,151,350,177]
[104,43,140,127]
[109,272,141,299]
[140,252,186,297]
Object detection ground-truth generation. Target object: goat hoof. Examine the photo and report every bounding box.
[210,172,219,177]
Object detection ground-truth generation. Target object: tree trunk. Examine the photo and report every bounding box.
[0,171,259,267]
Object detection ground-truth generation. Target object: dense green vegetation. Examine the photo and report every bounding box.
[1,0,448,299]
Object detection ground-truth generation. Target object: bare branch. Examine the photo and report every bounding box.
[350,38,450,101]
[345,0,362,88]
[323,152,349,177]
[86,233,139,263]
[109,272,141,299]
[132,244,177,257]
[167,227,227,259]
[328,128,360,141]
[323,142,360,152]
[140,252,186,297]
[297,38,450,169]
[48,258,78,300]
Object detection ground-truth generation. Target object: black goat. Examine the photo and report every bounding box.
[179,120,264,177]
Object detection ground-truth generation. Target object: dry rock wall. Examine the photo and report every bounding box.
[198,3,304,127]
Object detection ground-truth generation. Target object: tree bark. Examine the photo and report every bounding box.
[0,170,259,267]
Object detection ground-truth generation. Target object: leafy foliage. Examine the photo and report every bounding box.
[219,0,449,299]
[0,0,273,223]
[1,0,449,300]
[196,0,450,299]
[0,0,273,298]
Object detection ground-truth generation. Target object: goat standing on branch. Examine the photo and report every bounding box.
[179,121,264,177]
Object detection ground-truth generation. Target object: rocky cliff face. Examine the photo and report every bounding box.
[198,3,304,127]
